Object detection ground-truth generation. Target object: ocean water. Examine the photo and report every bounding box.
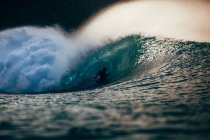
[0,26,210,140]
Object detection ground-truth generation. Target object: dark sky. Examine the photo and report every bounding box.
[0,0,116,31]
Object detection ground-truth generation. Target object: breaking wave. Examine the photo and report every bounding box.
[0,0,210,93]
[0,26,209,93]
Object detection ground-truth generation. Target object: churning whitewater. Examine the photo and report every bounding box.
[0,27,89,93]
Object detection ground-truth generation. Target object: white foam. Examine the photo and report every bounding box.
[0,27,91,93]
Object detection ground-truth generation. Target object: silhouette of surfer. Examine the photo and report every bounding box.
[94,67,110,84]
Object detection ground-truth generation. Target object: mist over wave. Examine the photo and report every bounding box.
[77,0,210,46]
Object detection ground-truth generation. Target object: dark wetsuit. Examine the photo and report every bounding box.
[95,67,109,83]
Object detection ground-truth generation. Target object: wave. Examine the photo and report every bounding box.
[55,35,210,92]
[1,1,210,93]
[1,26,210,94]
[0,27,145,93]
[0,26,157,93]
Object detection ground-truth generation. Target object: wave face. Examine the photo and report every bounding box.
[61,36,142,91]
[0,26,209,94]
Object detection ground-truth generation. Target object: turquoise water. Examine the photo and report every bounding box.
[0,32,210,139]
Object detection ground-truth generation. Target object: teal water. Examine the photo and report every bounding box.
[0,35,210,139]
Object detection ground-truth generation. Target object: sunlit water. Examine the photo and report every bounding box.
[0,33,210,139]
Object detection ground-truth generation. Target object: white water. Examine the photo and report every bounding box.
[0,27,91,93]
